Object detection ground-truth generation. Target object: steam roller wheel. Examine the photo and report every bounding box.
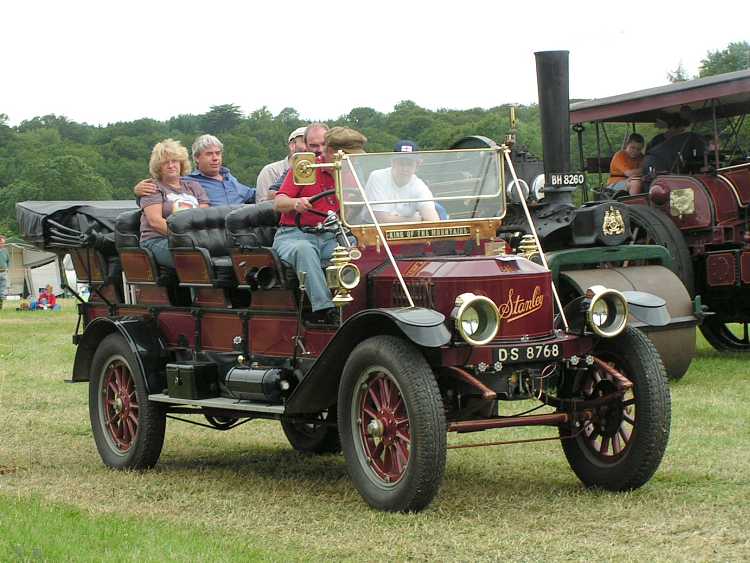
[560,266,695,380]
[627,204,695,296]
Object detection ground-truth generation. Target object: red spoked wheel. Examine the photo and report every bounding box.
[89,333,165,469]
[560,326,671,491]
[339,335,445,512]
[355,370,411,484]
[577,367,635,461]
[100,358,139,452]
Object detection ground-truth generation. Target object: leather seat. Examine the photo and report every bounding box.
[114,209,174,283]
[168,206,239,286]
[114,209,142,251]
[226,201,279,248]
[226,202,300,289]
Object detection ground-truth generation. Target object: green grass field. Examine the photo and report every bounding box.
[1,300,749,561]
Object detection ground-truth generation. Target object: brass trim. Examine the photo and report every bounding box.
[716,174,746,208]
[669,188,695,218]
[602,206,625,236]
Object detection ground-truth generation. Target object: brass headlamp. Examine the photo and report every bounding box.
[326,246,361,306]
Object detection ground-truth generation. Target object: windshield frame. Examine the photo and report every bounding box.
[335,147,507,229]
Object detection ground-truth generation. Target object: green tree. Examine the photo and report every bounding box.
[202,104,243,134]
[0,155,113,234]
[667,61,690,82]
[698,41,750,77]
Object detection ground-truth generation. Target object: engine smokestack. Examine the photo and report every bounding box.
[534,51,571,194]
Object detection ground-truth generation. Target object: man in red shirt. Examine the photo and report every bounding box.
[273,127,367,324]
[607,133,644,195]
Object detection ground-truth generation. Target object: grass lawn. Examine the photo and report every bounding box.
[1,300,749,561]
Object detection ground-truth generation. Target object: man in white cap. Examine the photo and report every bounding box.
[255,126,308,202]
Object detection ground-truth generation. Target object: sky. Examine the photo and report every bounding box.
[2,0,748,127]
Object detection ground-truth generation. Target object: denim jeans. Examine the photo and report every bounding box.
[141,236,174,268]
[272,227,340,311]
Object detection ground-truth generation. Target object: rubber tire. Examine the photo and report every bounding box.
[627,204,695,296]
[560,326,671,491]
[89,333,166,470]
[281,414,341,454]
[700,318,750,352]
[338,335,446,512]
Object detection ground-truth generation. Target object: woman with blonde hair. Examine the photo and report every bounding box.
[139,139,209,267]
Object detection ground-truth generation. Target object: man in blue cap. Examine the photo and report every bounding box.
[363,140,440,223]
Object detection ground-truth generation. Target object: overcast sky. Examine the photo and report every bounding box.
[2,1,747,127]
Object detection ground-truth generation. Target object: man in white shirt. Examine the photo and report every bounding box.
[255,126,308,202]
[364,140,440,223]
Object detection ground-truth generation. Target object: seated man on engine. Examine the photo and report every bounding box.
[363,140,440,224]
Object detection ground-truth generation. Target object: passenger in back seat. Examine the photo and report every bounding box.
[139,139,209,268]
[134,134,256,207]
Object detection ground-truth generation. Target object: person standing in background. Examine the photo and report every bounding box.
[0,236,9,310]
[256,126,308,202]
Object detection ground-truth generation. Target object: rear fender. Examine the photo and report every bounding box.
[284,308,450,415]
[72,316,167,394]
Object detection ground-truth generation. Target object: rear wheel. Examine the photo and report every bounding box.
[338,336,446,512]
[700,318,750,352]
[89,333,166,469]
[281,411,341,454]
[560,327,671,491]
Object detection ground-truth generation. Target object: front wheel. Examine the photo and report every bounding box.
[560,326,671,491]
[89,333,166,469]
[338,336,446,512]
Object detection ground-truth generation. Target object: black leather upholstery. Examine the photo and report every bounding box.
[226,202,280,249]
[168,206,238,256]
[167,206,241,286]
[114,209,142,249]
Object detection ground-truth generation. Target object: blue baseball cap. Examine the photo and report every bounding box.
[394,140,419,153]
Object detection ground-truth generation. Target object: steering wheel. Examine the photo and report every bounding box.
[294,189,337,231]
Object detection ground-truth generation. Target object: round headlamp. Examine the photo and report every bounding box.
[337,263,361,290]
[451,293,500,346]
[585,285,628,338]
[506,178,530,204]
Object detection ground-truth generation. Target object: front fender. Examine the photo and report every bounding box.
[284,308,450,415]
[72,316,167,394]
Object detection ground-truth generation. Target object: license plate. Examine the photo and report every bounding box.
[495,343,562,363]
[549,172,585,187]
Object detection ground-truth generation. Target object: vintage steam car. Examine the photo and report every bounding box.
[17,145,673,512]
[569,67,750,352]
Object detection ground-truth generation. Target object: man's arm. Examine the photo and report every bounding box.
[134,179,158,198]
[274,193,312,214]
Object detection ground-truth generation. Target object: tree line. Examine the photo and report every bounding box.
[0,102,547,234]
[0,42,747,236]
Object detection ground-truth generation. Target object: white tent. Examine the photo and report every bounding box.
[5,242,62,299]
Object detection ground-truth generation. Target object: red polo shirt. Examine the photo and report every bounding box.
[277,160,340,227]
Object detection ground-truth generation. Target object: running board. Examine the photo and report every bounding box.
[148,394,285,414]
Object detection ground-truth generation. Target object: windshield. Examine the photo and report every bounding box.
[340,149,504,226]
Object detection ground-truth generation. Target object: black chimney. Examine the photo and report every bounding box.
[534,51,571,195]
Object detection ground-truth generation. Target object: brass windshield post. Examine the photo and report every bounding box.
[501,146,569,331]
